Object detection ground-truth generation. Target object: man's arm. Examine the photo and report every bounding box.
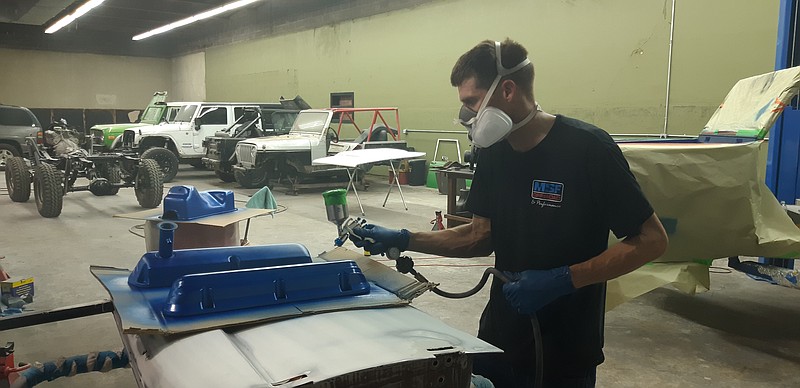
[408,214,493,257]
[569,213,668,288]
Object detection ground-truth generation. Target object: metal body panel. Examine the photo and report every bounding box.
[124,307,500,388]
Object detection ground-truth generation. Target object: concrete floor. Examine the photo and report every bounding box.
[0,166,798,387]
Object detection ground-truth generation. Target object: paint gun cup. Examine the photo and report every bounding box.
[323,189,349,237]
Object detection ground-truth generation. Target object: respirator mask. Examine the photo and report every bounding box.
[459,41,538,148]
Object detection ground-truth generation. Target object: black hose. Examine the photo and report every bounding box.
[397,258,543,388]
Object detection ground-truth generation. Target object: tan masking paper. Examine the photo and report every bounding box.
[619,141,800,262]
[702,66,800,138]
[606,262,710,311]
[605,67,800,307]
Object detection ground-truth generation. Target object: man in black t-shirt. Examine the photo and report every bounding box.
[352,39,668,388]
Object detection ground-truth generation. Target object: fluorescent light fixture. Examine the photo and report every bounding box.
[45,0,106,34]
[132,0,262,41]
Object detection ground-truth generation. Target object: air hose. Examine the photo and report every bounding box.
[10,350,129,388]
[395,256,543,388]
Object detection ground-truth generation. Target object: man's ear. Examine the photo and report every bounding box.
[500,79,516,101]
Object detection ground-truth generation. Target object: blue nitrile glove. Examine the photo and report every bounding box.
[502,266,576,314]
[350,224,410,255]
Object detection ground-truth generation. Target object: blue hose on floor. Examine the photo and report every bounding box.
[10,350,129,388]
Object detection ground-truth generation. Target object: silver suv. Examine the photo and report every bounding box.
[0,104,41,170]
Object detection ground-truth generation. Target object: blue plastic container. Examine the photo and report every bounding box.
[162,185,235,221]
[162,261,370,317]
[128,243,313,288]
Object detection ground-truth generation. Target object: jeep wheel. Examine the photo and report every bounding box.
[0,144,20,171]
[135,159,164,208]
[95,163,121,195]
[6,157,31,202]
[235,168,269,189]
[141,147,179,183]
[215,169,236,183]
[34,163,64,218]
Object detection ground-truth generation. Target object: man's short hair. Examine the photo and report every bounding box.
[450,38,534,99]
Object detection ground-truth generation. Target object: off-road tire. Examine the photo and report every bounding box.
[135,159,164,208]
[215,169,236,183]
[34,163,63,218]
[0,143,20,171]
[5,156,31,202]
[235,168,269,189]
[95,163,121,195]
[141,147,179,183]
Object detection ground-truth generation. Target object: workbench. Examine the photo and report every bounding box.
[441,167,474,228]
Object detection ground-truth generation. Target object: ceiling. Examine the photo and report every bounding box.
[0,0,435,58]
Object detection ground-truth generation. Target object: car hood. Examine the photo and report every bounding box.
[243,133,319,151]
[92,123,147,132]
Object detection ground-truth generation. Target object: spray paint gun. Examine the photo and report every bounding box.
[336,218,369,247]
[322,189,399,257]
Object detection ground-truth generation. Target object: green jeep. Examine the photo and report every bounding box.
[90,91,170,150]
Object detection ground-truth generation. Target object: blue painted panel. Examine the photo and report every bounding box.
[128,244,312,288]
[163,261,370,317]
[162,185,236,221]
[93,266,401,335]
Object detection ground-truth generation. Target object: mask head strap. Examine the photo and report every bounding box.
[476,41,531,113]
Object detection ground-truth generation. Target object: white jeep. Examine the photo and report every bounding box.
[115,102,280,182]
[233,108,409,189]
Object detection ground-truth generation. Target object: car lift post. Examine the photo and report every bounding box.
[765,0,800,269]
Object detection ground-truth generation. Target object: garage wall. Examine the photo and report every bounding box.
[0,48,171,109]
[202,0,778,159]
[171,52,206,102]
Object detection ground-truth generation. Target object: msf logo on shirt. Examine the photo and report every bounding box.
[531,180,563,208]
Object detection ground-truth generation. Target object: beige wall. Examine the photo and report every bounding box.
[171,52,206,102]
[204,0,779,160]
[0,48,171,109]
[0,0,780,161]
